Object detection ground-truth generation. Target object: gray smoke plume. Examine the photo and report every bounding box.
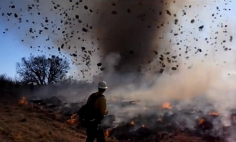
[93,0,169,72]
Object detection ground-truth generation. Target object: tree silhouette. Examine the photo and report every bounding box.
[0,74,14,90]
[16,55,70,85]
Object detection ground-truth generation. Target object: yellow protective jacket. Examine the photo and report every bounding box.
[87,92,107,120]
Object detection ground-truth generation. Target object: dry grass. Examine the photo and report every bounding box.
[0,103,86,142]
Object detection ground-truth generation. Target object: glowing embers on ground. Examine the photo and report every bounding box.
[19,96,28,105]
[66,114,78,125]
[130,121,135,126]
[209,111,219,116]
[129,121,145,128]
[105,128,112,137]
[199,118,205,124]
[162,102,172,109]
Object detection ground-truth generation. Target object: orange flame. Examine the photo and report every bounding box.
[209,111,219,116]
[19,97,28,105]
[105,129,111,137]
[162,102,172,109]
[199,118,205,124]
[67,114,78,125]
[130,121,135,125]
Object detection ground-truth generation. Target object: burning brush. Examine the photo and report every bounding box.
[162,102,172,109]
[67,114,78,125]
[105,128,112,138]
[209,111,219,116]
[199,118,205,125]
[130,121,135,126]
[19,97,28,105]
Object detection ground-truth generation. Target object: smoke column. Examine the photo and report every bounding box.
[93,0,170,72]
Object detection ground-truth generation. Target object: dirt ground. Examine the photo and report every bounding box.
[0,102,85,141]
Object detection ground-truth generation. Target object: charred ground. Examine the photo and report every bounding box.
[0,95,224,142]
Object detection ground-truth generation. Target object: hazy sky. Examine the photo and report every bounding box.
[0,30,62,78]
[0,0,91,79]
[0,30,36,78]
[0,0,236,79]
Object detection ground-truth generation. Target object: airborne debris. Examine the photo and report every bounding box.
[10,5,15,8]
[82,28,88,32]
[81,47,86,52]
[174,19,178,25]
[72,54,77,57]
[171,67,177,70]
[199,25,204,31]
[97,63,102,66]
[75,15,79,19]
[230,36,233,42]
[166,10,171,15]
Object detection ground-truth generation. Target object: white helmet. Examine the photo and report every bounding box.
[98,81,108,89]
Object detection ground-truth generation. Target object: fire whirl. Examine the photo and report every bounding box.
[66,114,78,125]
[19,97,28,105]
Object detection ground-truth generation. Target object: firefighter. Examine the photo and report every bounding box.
[86,81,108,142]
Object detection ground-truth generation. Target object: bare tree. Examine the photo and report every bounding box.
[16,55,70,85]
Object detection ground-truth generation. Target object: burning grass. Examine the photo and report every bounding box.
[107,107,236,142]
[199,118,205,124]
[162,102,172,109]
[130,121,135,125]
[105,128,112,138]
[19,96,28,105]
[67,114,78,125]
[209,111,219,116]
[3,96,234,142]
